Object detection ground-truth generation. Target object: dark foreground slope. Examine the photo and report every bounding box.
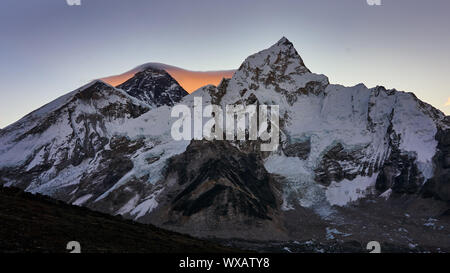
[0,186,237,253]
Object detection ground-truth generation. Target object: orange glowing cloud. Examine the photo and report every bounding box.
[446,97,450,107]
[101,63,235,93]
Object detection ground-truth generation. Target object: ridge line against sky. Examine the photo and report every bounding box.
[100,62,236,93]
[0,0,449,128]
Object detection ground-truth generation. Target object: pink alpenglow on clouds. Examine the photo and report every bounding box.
[102,63,235,93]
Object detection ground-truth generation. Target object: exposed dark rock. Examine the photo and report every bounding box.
[282,138,311,160]
[314,143,367,186]
[167,140,278,220]
[245,93,258,105]
[209,78,230,105]
[72,136,144,202]
[376,152,423,194]
[287,81,328,104]
[117,67,188,107]
[422,128,450,201]
[376,120,424,194]
[143,140,285,240]
[145,156,160,164]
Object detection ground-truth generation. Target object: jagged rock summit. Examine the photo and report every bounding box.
[117,67,188,107]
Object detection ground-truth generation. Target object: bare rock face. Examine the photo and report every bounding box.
[422,128,450,201]
[376,149,424,195]
[314,143,369,186]
[282,138,311,160]
[117,67,188,107]
[375,119,425,194]
[145,140,286,240]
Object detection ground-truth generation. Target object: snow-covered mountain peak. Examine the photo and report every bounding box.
[221,37,329,108]
[236,36,310,77]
